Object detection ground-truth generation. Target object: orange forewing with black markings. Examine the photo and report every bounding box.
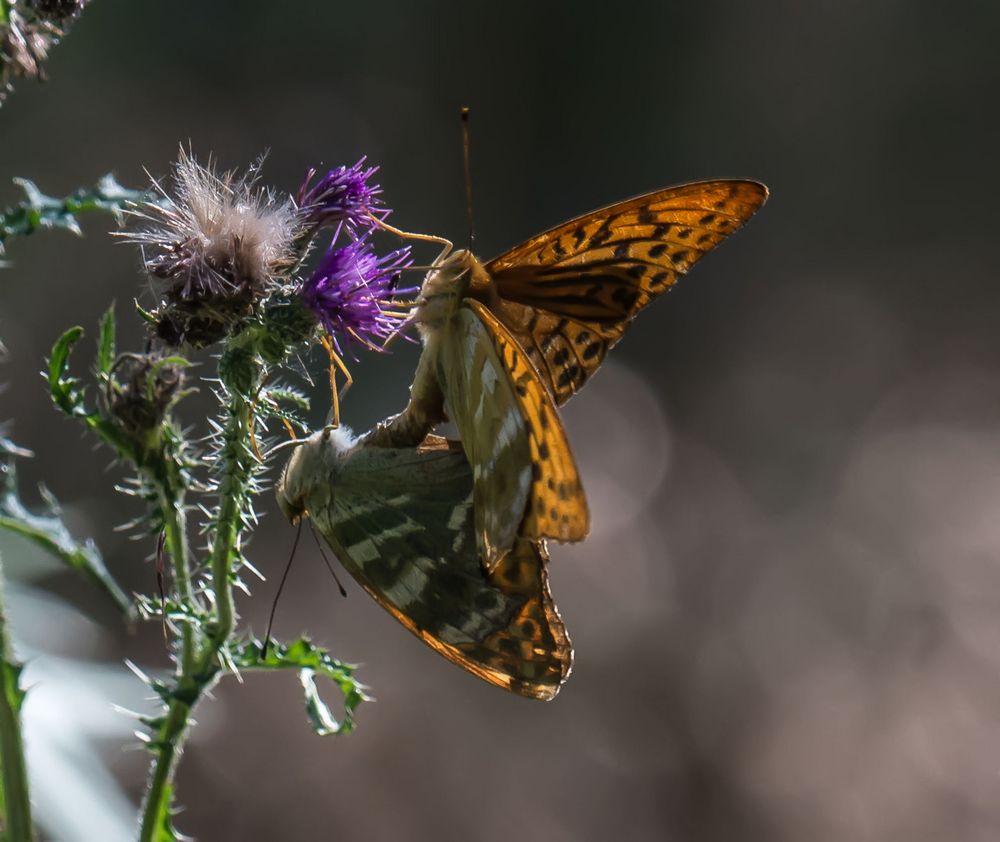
[487,180,768,403]
[276,429,572,700]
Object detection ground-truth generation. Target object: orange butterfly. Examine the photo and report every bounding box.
[370,180,768,571]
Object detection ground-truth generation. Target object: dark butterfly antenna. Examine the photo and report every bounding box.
[309,521,348,598]
[261,519,303,657]
[461,106,475,251]
[155,531,167,644]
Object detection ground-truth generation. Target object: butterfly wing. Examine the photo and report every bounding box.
[289,431,572,700]
[487,180,768,403]
[437,299,589,572]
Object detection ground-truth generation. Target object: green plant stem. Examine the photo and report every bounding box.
[138,359,260,842]
[200,393,251,659]
[0,556,33,842]
[137,693,193,842]
[157,490,196,674]
[137,468,202,839]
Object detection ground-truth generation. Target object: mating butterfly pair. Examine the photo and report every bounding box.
[277,179,767,700]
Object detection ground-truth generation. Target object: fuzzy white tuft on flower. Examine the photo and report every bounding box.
[127,148,299,299]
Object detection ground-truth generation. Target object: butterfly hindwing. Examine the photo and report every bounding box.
[438,300,589,572]
[487,180,768,403]
[492,303,607,406]
[280,430,571,700]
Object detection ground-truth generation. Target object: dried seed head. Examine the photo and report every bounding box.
[1,9,55,95]
[101,352,186,438]
[126,149,299,347]
[0,1,89,100]
[27,0,89,21]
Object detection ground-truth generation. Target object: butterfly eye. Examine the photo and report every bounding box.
[276,487,305,523]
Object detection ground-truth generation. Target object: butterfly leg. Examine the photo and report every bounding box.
[246,371,300,460]
[319,336,355,429]
[262,395,298,443]
[381,312,417,351]
[331,346,354,403]
[369,216,454,265]
[318,335,342,428]
[247,383,267,462]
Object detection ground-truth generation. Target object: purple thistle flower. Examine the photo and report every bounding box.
[297,158,384,234]
[300,234,415,355]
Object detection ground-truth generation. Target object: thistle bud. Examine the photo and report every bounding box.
[101,352,185,440]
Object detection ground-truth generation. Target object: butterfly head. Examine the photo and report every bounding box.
[275,426,356,523]
[412,249,491,332]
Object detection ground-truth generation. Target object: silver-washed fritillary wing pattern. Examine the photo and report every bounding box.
[276,430,572,700]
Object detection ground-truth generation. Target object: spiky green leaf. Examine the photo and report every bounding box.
[0,454,131,615]
[46,325,87,417]
[231,637,370,735]
[1,174,152,255]
[97,304,117,377]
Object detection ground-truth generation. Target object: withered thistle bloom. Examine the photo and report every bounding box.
[1,8,53,92]
[299,234,413,355]
[0,1,89,100]
[27,0,89,20]
[297,159,384,235]
[127,150,299,347]
[100,352,186,439]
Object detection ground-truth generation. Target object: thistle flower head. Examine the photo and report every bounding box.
[297,158,383,234]
[299,233,414,355]
[126,149,299,347]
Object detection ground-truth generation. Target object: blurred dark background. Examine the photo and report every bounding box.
[2,2,1000,840]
